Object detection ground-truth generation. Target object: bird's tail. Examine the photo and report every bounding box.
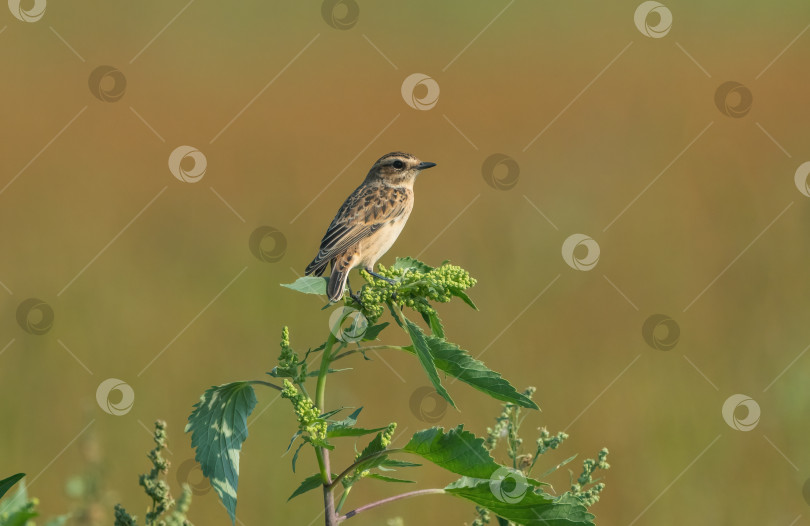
[327,253,355,302]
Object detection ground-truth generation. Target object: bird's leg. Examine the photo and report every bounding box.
[365,268,397,285]
[345,276,364,308]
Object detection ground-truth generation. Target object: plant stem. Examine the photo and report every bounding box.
[336,489,446,522]
[326,448,403,491]
[335,487,352,514]
[316,331,339,526]
[331,345,409,362]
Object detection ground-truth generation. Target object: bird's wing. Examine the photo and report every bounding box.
[305,184,410,275]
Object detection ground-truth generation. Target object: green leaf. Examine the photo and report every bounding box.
[0,474,24,501]
[402,426,539,483]
[186,382,258,525]
[291,441,306,473]
[403,335,538,410]
[367,473,415,484]
[379,459,421,468]
[281,277,328,295]
[404,318,455,409]
[329,427,387,438]
[288,473,332,501]
[450,287,478,310]
[306,367,352,377]
[0,479,38,526]
[392,257,433,273]
[428,310,445,339]
[536,454,578,478]
[445,478,594,526]
[319,407,347,420]
[362,322,389,341]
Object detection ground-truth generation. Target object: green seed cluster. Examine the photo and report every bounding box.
[115,421,193,526]
[571,448,610,506]
[281,380,328,447]
[471,505,491,526]
[349,263,477,323]
[379,422,397,448]
[273,327,307,383]
[535,427,568,456]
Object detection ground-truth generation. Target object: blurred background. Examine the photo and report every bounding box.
[1,1,809,524]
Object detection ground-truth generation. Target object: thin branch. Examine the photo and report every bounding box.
[248,380,283,391]
[326,448,403,490]
[337,488,446,522]
[331,345,409,362]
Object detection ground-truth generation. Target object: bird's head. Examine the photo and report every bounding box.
[367,152,436,187]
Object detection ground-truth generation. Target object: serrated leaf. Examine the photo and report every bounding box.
[288,473,332,501]
[0,473,24,501]
[402,426,540,483]
[392,257,434,273]
[404,318,455,409]
[186,382,258,525]
[403,335,538,410]
[319,407,346,420]
[450,287,478,310]
[281,277,328,295]
[367,474,415,484]
[362,322,389,341]
[445,477,594,526]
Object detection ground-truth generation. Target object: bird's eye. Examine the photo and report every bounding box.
[392,160,404,169]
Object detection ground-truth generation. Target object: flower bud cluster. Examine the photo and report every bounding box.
[572,448,610,506]
[350,263,477,323]
[281,380,328,447]
[272,327,307,383]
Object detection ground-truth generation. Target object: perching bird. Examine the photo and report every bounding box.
[305,152,436,302]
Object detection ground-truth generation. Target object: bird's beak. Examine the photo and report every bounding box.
[416,161,437,171]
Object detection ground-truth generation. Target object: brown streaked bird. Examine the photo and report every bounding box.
[305,152,436,302]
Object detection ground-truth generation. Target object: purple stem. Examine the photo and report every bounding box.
[337,488,445,522]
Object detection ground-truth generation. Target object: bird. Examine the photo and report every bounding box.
[305,152,437,302]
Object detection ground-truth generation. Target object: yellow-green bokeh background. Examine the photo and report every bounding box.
[2,1,810,524]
